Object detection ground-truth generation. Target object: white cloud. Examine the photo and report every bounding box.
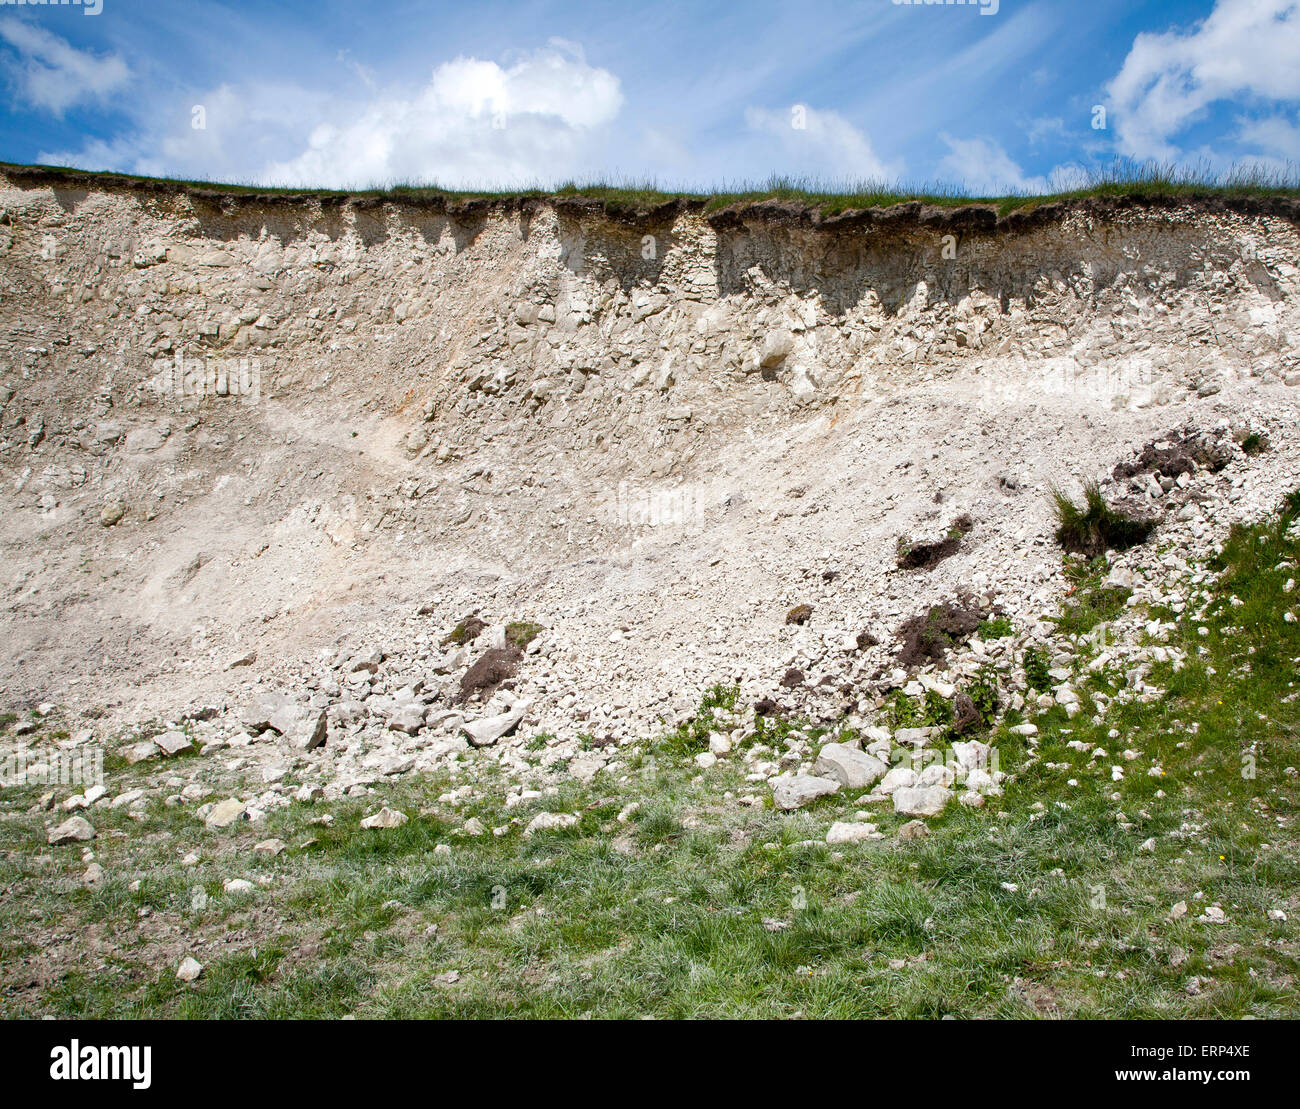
[1025,116,1067,147]
[0,20,130,115]
[264,42,622,188]
[42,39,624,189]
[1106,0,1300,161]
[937,134,1088,196]
[1236,110,1300,159]
[744,104,900,183]
[938,134,1041,195]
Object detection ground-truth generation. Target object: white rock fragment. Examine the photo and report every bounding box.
[892,785,952,818]
[154,730,193,756]
[771,774,841,811]
[826,821,878,845]
[814,743,887,789]
[203,798,246,829]
[524,811,578,835]
[47,816,95,845]
[459,706,527,747]
[360,807,408,830]
[876,767,918,795]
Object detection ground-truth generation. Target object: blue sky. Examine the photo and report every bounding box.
[0,0,1298,193]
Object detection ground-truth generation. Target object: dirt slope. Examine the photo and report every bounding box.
[2,168,1299,755]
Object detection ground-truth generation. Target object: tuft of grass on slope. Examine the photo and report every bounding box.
[1052,555,1132,638]
[657,683,741,758]
[1053,481,1154,559]
[504,621,544,652]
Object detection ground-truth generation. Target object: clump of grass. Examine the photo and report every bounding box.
[632,805,684,846]
[1051,555,1132,637]
[1052,481,1154,558]
[977,616,1013,639]
[442,617,486,647]
[1055,589,1130,637]
[1241,432,1267,456]
[659,684,740,758]
[504,621,544,651]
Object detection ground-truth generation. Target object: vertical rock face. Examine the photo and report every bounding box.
[1,167,1299,742]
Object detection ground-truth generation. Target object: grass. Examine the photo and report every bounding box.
[4,159,1298,218]
[978,616,1014,640]
[504,621,544,651]
[657,683,741,758]
[3,493,1300,1017]
[441,617,485,647]
[1053,481,1154,559]
[1054,555,1133,637]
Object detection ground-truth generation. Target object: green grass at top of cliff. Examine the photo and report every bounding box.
[4,159,1298,218]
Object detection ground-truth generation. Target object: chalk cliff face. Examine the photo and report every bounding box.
[1,166,1299,751]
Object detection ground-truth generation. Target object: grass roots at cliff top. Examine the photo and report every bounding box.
[8,159,1298,217]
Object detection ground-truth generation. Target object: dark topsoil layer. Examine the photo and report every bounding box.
[4,163,1299,235]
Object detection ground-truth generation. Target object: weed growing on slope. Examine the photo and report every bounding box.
[966,667,1001,726]
[442,617,487,646]
[504,621,544,651]
[1054,556,1133,637]
[1053,482,1154,559]
[1023,646,1053,693]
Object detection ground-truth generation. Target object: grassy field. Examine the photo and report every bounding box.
[4,160,1298,217]
[2,494,1299,1018]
